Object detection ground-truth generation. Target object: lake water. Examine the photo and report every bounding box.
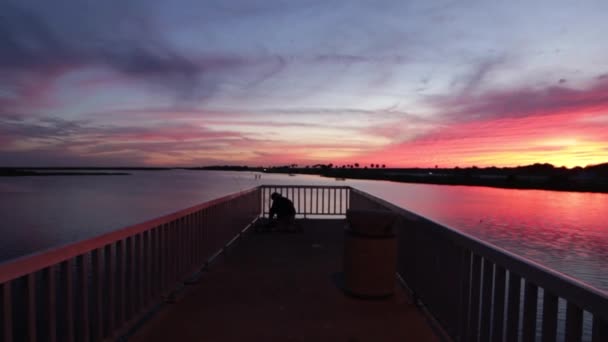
[1,170,607,293]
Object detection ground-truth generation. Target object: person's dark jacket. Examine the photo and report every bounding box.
[269,195,296,219]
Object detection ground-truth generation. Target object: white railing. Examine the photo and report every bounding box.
[1,185,606,342]
[350,188,608,342]
[259,185,350,217]
[0,188,260,342]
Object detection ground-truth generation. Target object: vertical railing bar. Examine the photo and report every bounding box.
[339,188,343,214]
[103,245,114,339]
[522,281,538,342]
[319,187,321,214]
[141,231,148,308]
[177,221,183,281]
[268,187,272,215]
[565,302,583,342]
[468,254,482,341]
[91,248,103,341]
[45,266,57,342]
[347,187,350,210]
[2,281,13,342]
[76,255,90,342]
[592,315,608,342]
[541,290,558,342]
[115,240,125,331]
[186,216,192,273]
[154,226,162,297]
[480,259,494,342]
[148,229,157,300]
[26,272,37,342]
[260,186,264,215]
[304,188,312,214]
[492,265,506,342]
[194,213,201,266]
[324,188,327,214]
[322,187,325,214]
[192,215,197,270]
[160,223,170,294]
[199,211,205,265]
[63,259,75,342]
[143,230,151,307]
[506,272,521,342]
[137,233,144,313]
[160,225,167,294]
[305,188,309,215]
[299,188,302,215]
[458,249,472,342]
[127,237,136,321]
[176,220,182,280]
[333,188,337,214]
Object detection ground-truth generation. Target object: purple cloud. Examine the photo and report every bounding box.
[431,77,608,122]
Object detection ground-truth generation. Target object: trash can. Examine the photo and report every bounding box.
[343,209,397,298]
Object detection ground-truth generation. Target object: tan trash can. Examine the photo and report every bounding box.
[343,209,397,298]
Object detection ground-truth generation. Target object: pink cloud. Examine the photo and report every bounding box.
[352,110,608,168]
[431,78,608,122]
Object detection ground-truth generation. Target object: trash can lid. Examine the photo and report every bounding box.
[346,209,396,236]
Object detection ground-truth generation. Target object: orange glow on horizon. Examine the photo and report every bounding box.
[345,111,608,168]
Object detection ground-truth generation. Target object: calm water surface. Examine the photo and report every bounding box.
[1,170,607,293]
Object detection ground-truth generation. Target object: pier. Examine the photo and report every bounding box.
[1,185,607,341]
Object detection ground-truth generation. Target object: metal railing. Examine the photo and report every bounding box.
[260,185,350,217]
[350,188,608,342]
[1,184,607,342]
[0,188,260,342]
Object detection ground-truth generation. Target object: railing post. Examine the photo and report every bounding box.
[458,249,471,342]
[565,302,583,341]
[592,316,608,341]
[76,255,90,342]
[480,259,494,341]
[26,273,37,342]
[91,248,104,341]
[60,260,75,342]
[492,265,507,342]
[45,266,57,342]
[136,233,144,312]
[115,240,126,331]
[541,290,558,342]
[1,281,13,342]
[104,245,115,337]
[467,254,482,341]
[506,272,521,342]
[522,281,538,342]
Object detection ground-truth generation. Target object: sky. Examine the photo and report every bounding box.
[1,0,608,168]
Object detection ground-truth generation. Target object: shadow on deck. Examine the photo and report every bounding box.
[130,219,439,341]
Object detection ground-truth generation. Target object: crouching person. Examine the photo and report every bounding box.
[267,192,300,232]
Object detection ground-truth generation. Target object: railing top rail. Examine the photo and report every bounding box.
[0,187,259,283]
[350,187,608,317]
[259,185,351,190]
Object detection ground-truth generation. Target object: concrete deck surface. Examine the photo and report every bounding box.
[131,219,439,342]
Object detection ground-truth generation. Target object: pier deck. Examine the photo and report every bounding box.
[131,219,439,341]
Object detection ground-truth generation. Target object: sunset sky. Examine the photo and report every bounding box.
[1,0,608,168]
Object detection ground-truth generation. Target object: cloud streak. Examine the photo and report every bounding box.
[432,77,608,122]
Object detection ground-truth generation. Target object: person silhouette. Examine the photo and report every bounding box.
[267,192,298,232]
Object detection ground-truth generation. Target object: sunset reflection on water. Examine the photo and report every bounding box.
[354,180,608,291]
[1,171,607,292]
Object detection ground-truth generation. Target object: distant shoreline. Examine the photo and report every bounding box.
[3,164,607,194]
[195,164,608,194]
[0,169,131,177]
[316,170,608,194]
